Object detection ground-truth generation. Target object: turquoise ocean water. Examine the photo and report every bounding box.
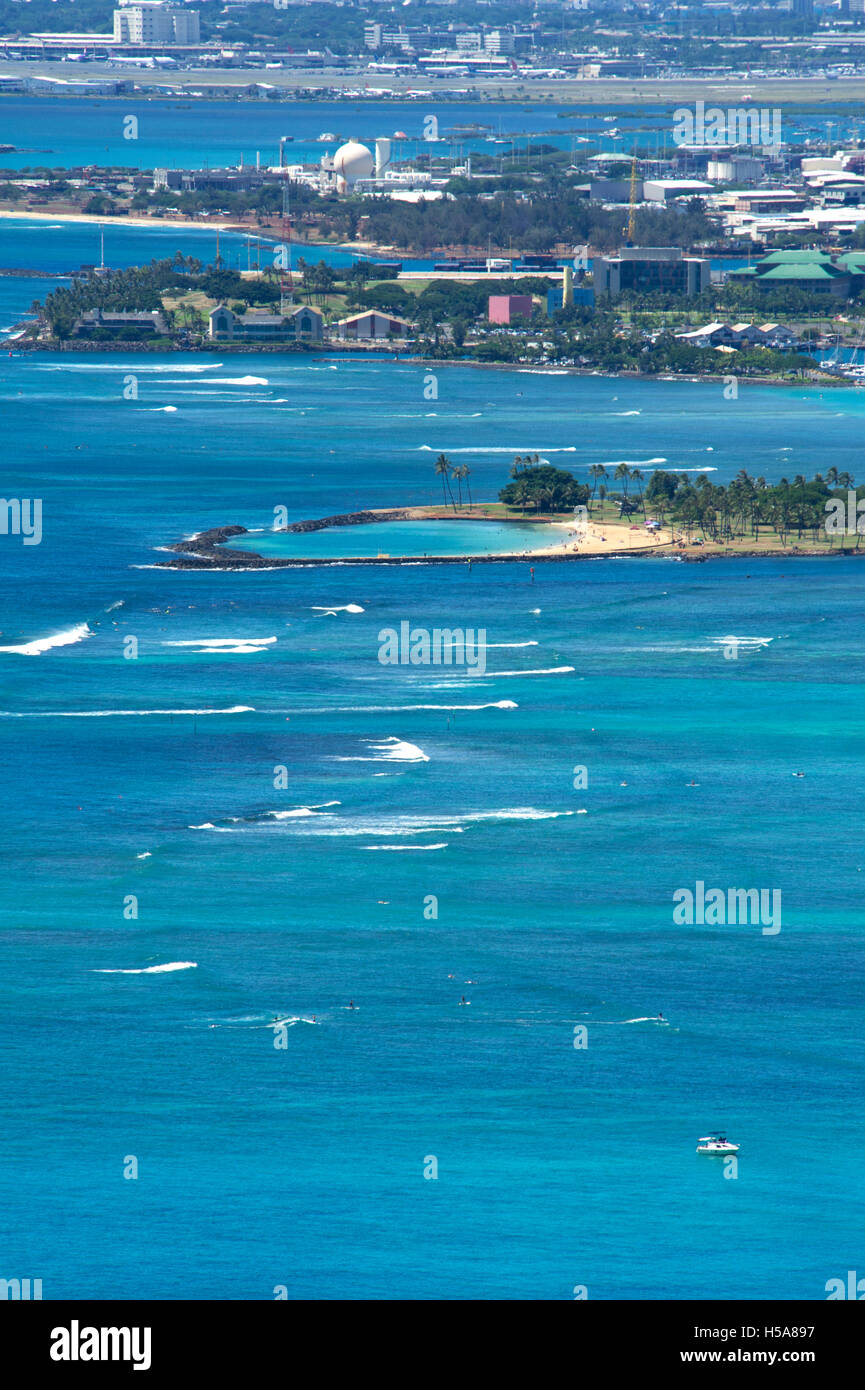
[3,95,865,172]
[2,347,865,1298]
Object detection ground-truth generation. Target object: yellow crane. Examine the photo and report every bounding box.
[627,152,638,243]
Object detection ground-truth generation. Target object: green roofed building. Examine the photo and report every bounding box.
[728,248,855,296]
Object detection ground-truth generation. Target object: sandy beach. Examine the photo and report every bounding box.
[398,509,674,558]
[0,208,263,234]
[519,517,672,557]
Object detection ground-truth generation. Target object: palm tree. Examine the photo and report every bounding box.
[511,455,524,477]
[614,461,630,506]
[452,463,466,509]
[434,454,456,511]
[462,465,473,511]
[588,464,607,513]
[630,467,645,517]
[825,465,839,487]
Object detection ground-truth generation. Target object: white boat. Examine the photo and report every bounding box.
[697,1132,740,1154]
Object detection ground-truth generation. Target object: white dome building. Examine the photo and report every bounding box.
[332,140,374,191]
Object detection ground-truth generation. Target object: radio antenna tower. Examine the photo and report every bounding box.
[280,179,294,313]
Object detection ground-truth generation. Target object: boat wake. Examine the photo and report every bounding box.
[94,961,197,974]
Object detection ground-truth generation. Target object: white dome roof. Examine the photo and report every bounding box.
[333,140,374,183]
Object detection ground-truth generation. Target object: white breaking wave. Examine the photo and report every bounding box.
[418,445,577,454]
[190,801,340,830]
[38,362,221,373]
[364,843,448,851]
[191,805,573,839]
[150,406,178,413]
[332,736,429,763]
[486,641,538,648]
[466,665,574,677]
[603,464,670,475]
[327,700,516,712]
[162,637,277,654]
[710,635,774,648]
[0,705,254,718]
[612,410,641,416]
[193,375,269,386]
[94,961,197,974]
[0,622,91,656]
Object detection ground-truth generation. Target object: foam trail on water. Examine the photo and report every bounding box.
[311,603,364,615]
[94,961,198,974]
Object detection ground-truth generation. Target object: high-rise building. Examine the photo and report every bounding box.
[113,3,200,44]
[595,247,711,298]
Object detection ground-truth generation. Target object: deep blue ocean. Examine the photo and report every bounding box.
[2,344,865,1299]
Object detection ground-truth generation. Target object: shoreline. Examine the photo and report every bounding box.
[158,516,862,570]
[0,208,263,234]
[10,337,840,387]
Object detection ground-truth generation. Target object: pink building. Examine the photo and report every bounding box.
[488,294,533,325]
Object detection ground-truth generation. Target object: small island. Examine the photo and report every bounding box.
[159,460,865,569]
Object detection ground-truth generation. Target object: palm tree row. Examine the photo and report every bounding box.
[509,453,542,477]
[649,468,859,546]
[433,455,473,511]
